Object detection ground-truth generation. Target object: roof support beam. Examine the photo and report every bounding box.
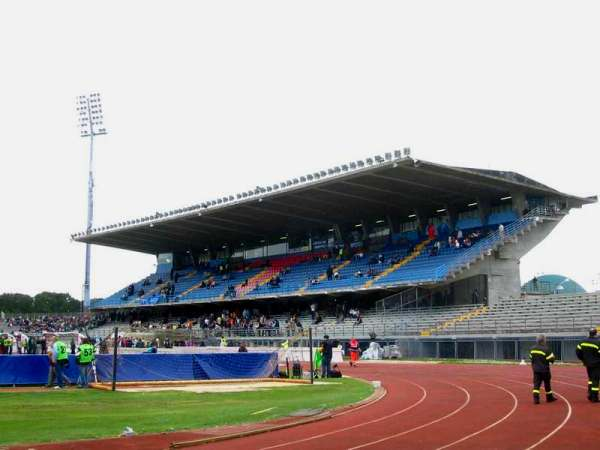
[368,172,466,198]
[338,180,441,206]
[239,204,333,226]
[313,186,403,209]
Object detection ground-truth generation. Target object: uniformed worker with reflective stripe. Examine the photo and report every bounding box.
[530,334,556,404]
[76,338,95,388]
[576,328,600,403]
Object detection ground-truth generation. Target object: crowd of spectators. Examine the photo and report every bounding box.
[0,313,102,334]
[429,226,487,257]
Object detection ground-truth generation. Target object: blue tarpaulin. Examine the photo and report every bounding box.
[0,352,278,385]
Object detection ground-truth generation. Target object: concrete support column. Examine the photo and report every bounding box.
[511,191,527,216]
[415,208,430,237]
[446,205,459,231]
[477,198,491,226]
[332,224,343,243]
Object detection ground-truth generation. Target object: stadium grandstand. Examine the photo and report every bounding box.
[69,152,597,361]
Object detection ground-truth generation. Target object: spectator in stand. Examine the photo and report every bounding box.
[354,270,363,277]
[427,222,437,240]
[333,270,341,280]
[498,223,505,239]
[138,288,145,297]
[326,265,334,280]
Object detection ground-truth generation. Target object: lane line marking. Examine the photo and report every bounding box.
[552,378,586,389]
[347,383,471,450]
[435,380,518,450]
[503,378,573,450]
[251,407,276,415]
[258,379,427,450]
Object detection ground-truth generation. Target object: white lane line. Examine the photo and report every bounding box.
[435,380,518,450]
[258,379,427,450]
[347,383,471,450]
[505,378,573,450]
[251,407,276,415]
[552,379,586,389]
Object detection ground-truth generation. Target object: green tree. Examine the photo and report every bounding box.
[0,292,81,314]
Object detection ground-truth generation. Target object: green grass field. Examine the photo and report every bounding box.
[0,378,373,446]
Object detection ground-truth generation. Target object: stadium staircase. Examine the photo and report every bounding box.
[235,268,276,297]
[297,259,353,294]
[419,305,488,336]
[179,272,215,297]
[363,238,432,289]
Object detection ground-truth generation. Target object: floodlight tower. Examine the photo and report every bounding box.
[77,93,107,310]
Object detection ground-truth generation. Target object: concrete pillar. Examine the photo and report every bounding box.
[415,208,430,237]
[477,197,491,226]
[332,224,343,243]
[446,205,459,231]
[511,191,527,216]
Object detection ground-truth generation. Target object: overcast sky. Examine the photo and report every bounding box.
[0,1,598,299]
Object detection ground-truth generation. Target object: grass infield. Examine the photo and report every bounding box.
[0,378,373,446]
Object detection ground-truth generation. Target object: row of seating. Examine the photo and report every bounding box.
[434,293,600,335]
[94,210,543,310]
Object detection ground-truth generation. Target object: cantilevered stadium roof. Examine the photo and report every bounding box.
[72,155,596,254]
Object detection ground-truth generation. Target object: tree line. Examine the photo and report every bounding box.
[0,292,82,314]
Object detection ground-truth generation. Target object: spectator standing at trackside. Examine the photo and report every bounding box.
[576,328,600,403]
[529,334,556,404]
[321,335,333,378]
[238,342,248,352]
[76,338,95,388]
[47,335,70,389]
[349,337,360,367]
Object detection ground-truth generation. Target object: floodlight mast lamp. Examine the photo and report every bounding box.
[77,93,107,311]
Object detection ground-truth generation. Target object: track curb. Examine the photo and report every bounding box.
[169,381,386,449]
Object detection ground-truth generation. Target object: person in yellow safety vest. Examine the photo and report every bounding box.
[529,334,556,404]
[220,336,228,347]
[576,328,600,403]
[76,338,95,388]
[47,335,70,389]
[281,340,289,350]
[3,334,13,355]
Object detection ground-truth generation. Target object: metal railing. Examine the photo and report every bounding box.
[432,206,558,281]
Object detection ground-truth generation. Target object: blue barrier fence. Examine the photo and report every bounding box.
[0,352,279,385]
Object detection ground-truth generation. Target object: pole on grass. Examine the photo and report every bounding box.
[111,327,118,391]
[309,327,314,385]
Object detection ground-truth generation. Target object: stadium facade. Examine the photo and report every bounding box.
[73,153,595,314]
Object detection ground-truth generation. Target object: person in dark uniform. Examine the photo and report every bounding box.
[576,328,600,403]
[321,335,333,378]
[529,334,556,404]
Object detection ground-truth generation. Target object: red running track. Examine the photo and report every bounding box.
[10,363,600,450]
[193,363,600,450]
